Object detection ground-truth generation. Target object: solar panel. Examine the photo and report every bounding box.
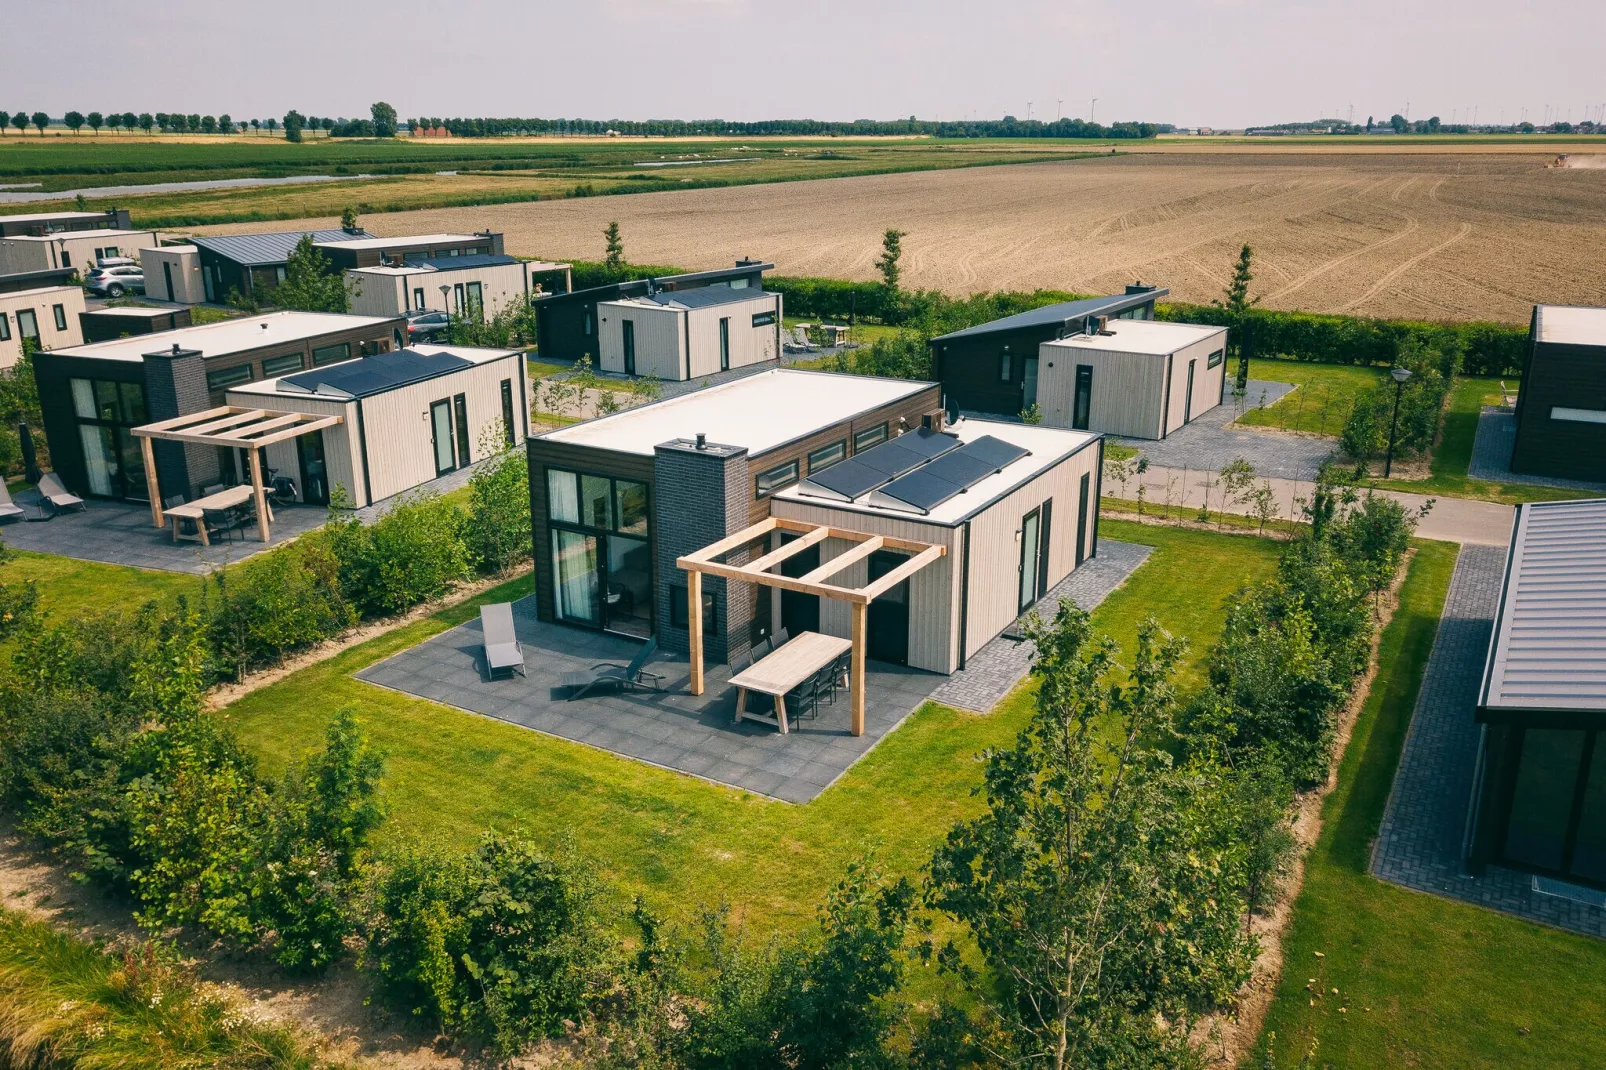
[799,429,959,500]
[874,435,1032,514]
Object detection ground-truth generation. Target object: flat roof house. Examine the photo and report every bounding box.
[0,228,162,274]
[1037,319,1228,439]
[34,311,403,502]
[140,245,206,304]
[0,283,86,368]
[1509,305,1606,483]
[347,253,572,319]
[226,345,529,508]
[313,231,503,270]
[188,228,374,303]
[596,286,781,380]
[79,305,192,344]
[0,208,132,238]
[929,285,1169,418]
[535,259,773,363]
[527,368,1102,693]
[1465,498,1606,892]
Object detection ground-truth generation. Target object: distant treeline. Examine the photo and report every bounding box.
[407,116,1161,139]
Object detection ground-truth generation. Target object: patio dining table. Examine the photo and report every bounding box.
[730,631,852,734]
[164,485,273,546]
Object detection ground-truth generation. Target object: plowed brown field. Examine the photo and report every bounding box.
[197,151,1606,323]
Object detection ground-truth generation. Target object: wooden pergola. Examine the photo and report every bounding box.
[131,406,344,543]
[676,516,945,736]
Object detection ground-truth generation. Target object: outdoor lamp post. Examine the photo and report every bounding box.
[440,283,451,315]
[1384,366,1413,477]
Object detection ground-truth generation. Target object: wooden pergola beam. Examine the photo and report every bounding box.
[137,404,235,434]
[744,525,830,573]
[685,557,865,604]
[178,409,271,437]
[248,415,344,447]
[860,544,947,602]
[679,517,779,566]
[799,536,885,585]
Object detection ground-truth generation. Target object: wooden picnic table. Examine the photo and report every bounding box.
[164,485,274,546]
[729,631,853,734]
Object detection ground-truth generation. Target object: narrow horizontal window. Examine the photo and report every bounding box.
[261,353,305,377]
[205,363,255,391]
[1551,406,1606,425]
[853,423,888,452]
[751,310,776,327]
[755,459,799,498]
[808,440,846,473]
[1207,349,1224,369]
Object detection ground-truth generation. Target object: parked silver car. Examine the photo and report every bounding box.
[85,263,146,297]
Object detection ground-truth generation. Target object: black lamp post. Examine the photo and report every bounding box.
[1383,366,1413,477]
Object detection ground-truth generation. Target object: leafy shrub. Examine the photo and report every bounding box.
[362,832,613,1053]
[1338,339,1460,464]
[326,492,471,617]
[206,536,356,680]
[465,443,532,574]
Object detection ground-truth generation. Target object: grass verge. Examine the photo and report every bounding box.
[1255,541,1606,1067]
[1236,358,1384,437]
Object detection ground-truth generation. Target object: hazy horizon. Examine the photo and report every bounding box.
[4,0,1604,130]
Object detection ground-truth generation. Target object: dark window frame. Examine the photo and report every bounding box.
[755,459,800,498]
[453,393,471,469]
[807,440,847,473]
[312,341,351,367]
[998,351,1012,382]
[1207,348,1225,369]
[0,312,10,343]
[853,423,888,452]
[669,583,716,637]
[52,304,67,331]
[205,363,255,391]
[546,466,651,539]
[261,352,306,377]
[752,310,776,327]
[500,378,517,447]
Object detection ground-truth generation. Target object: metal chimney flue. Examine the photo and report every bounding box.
[695,433,707,450]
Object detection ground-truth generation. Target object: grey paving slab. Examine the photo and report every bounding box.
[1372,545,1606,938]
[1467,408,1606,491]
[1113,379,1336,482]
[355,595,942,803]
[930,539,1153,713]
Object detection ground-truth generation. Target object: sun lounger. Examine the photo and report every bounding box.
[0,481,24,523]
[561,637,664,699]
[36,473,85,515]
[481,602,526,679]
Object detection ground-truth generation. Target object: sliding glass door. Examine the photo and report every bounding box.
[552,530,600,626]
[547,467,653,637]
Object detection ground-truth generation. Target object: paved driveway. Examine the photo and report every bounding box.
[1113,379,1336,482]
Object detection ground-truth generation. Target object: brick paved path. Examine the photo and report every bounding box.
[930,540,1152,713]
[1114,379,1336,482]
[1372,544,1606,937]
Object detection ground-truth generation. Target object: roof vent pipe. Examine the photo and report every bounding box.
[695,433,706,450]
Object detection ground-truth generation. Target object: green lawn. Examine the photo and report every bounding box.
[1256,541,1606,1068]
[526,357,568,380]
[225,519,1277,936]
[0,549,204,620]
[1235,358,1385,437]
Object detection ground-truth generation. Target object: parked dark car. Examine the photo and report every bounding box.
[405,309,451,343]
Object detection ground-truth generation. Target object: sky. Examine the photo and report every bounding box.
[6,0,1605,129]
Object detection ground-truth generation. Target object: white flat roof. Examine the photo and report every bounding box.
[4,228,154,243]
[83,306,177,318]
[1535,305,1606,347]
[0,211,110,224]
[142,244,196,253]
[0,285,80,301]
[540,368,931,457]
[228,344,517,398]
[775,418,1099,526]
[52,310,396,363]
[1045,319,1225,357]
[313,233,484,251]
[1481,498,1606,712]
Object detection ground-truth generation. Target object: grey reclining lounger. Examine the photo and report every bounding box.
[0,481,23,522]
[481,602,526,679]
[561,637,664,699]
[37,473,85,515]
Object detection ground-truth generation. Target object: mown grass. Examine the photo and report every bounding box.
[1,549,204,619]
[0,908,330,1069]
[224,519,1275,937]
[1235,358,1385,437]
[1256,540,1606,1067]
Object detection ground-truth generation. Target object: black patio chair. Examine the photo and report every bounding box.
[770,627,791,651]
[785,665,832,722]
[202,507,237,543]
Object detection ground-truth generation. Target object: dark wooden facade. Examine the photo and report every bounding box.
[79,307,192,343]
[316,233,504,271]
[0,209,131,238]
[535,261,771,362]
[1509,309,1606,483]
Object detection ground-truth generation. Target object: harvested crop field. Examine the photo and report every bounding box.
[196,150,1606,323]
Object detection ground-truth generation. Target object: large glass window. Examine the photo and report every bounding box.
[67,376,148,500]
[615,479,648,534]
[16,309,38,343]
[548,469,580,523]
[546,467,653,636]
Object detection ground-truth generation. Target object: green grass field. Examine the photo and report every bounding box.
[0,549,204,620]
[1255,541,1606,1067]
[1235,358,1385,437]
[224,519,1275,936]
[0,135,1114,228]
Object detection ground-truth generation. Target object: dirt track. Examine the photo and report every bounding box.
[196,151,1606,323]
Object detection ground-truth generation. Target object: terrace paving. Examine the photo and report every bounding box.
[1467,407,1606,492]
[1113,378,1336,482]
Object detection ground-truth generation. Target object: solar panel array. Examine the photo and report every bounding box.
[872,435,1031,513]
[800,428,959,501]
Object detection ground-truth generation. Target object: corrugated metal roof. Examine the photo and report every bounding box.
[277,348,472,400]
[930,289,1171,343]
[1481,498,1606,712]
[190,228,372,267]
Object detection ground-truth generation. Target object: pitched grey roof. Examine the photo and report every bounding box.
[190,228,373,267]
[1480,498,1606,712]
[277,348,472,400]
[930,288,1171,343]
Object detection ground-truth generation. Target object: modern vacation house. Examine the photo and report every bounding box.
[1036,319,1228,438]
[1508,305,1606,483]
[225,345,529,507]
[311,231,504,271]
[596,286,782,380]
[928,285,1169,418]
[0,208,133,238]
[0,227,162,274]
[140,244,207,303]
[33,311,403,501]
[79,305,192,344]
[347,254,572,319]
[1465,498,1606,893]
[0,281,85,367]
[186,228,375,303]
[525,368,1102,680]
[535,260,773,363]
